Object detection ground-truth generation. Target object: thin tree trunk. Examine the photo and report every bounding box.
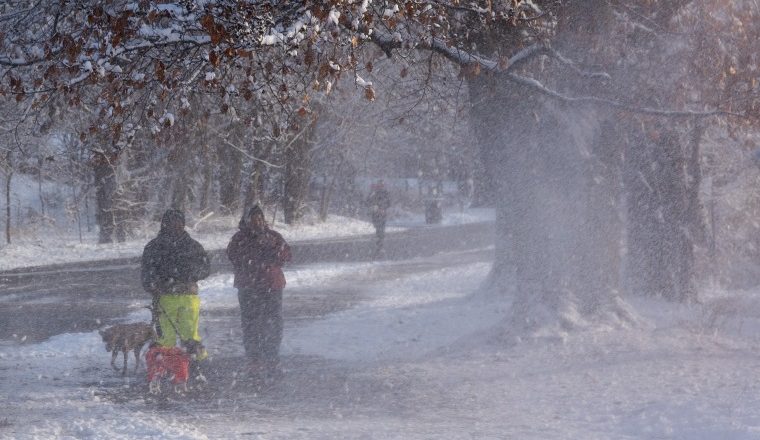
[199,142,213,214]
[85,191,91,232]
[170,170,190,211]
[37,158,45,217]
[218,124,244,215]
[74,185,83,243]
[70,170,83,243]
[320,155,345,222]
[5,150,12,244]
[242,161,263,214]
[168,135,192,212]
[93,150,118,244]
[686,122,706,246]
[283,131,312,225]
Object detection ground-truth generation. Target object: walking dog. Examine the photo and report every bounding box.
[99,322,154,376]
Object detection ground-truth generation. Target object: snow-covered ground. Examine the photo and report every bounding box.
[0,172,495,272]
[0,207,495,272]
[390,207,496,228]
[0,213,384,271]
[3,250,760,439]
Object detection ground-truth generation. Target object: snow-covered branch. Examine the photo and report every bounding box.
[370,29,739,119]
[507,73,745,119]
[206,124,283,169]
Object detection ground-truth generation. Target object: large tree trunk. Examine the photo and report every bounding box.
[469,73,626,326]
[469,159,495,207]
[624,123,696,301]
[582,118,625,310]
[467,75,517,284]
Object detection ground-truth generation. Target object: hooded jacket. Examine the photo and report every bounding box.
[141,210,211,295]
[227,208,291,290]
[367,183,391,220]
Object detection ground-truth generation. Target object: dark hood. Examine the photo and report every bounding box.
[238,205,265,230]
[160,209,185,234]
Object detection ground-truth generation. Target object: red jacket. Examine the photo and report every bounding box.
[227,227,291,290]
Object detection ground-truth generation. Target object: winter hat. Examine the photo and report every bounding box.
[160,208,185,232]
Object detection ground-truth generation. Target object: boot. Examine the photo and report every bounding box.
[189,360,208,386]
[183,340,208,362]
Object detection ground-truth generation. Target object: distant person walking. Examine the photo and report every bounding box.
[141,209,211,362]
[227,205,291,380]
[367,180,391,254]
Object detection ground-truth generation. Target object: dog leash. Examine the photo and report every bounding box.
[150,298,184,341]
[151,297,205,358]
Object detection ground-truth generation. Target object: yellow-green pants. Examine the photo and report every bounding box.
[155,294,201,348]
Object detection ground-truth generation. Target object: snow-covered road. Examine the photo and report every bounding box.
[3,249,760,439]
[0,221,494,343]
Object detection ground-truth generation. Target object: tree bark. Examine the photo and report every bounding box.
[283,140,310,224]
[467,74,516,283]
[92,150,118,244]
[686,123,706,246]
[283,127,313,225]
[243,154,269,215]
[199,136,214,214]
[217,125,243,215]
[624,124,695,301]
[469,72,624,320]
[4,150,12,245]
[318,153,345,221]
[169,156,190,212]
[37,157,45,218]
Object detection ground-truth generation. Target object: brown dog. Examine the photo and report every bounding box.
[99,322,155,376]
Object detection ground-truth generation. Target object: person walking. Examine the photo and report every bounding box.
[141,209,211,364]
[227,205,291,380]
[367,180,391,254]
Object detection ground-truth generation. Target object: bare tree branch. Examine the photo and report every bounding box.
[507,73,745,119]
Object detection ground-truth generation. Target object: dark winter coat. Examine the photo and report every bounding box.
[227,226,291,290]
[367,186,391,222]
[141,229,211,295]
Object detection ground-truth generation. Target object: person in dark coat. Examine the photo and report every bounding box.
[367,180,391,252]
[141,209,211,360]
[227,205,291,378]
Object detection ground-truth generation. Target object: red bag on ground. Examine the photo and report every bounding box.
[146,346,190,384]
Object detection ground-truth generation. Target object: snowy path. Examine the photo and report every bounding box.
[3,250,760,439]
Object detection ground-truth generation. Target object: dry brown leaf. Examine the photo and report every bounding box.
[364,85,376,101]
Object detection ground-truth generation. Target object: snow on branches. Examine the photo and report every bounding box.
[0,0,753,144]
[0,1,383,141]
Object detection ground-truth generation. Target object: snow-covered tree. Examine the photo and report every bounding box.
[2,0,757,327]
